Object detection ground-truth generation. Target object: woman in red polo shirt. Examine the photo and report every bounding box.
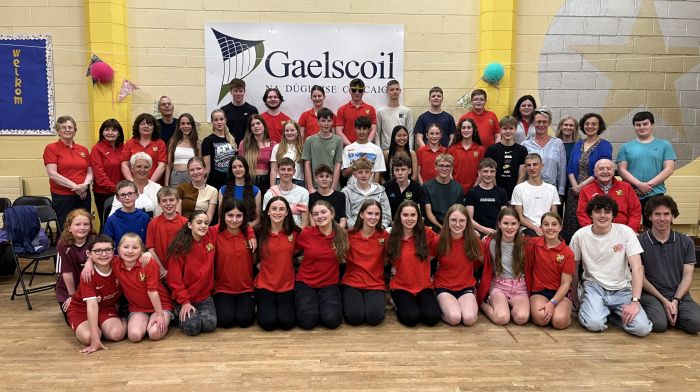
[213,198,255,328]
[447,118,485,194]
[387,200,441,327]
[294,200,348,330]
[43,115,93,229]
[254,196,300,331]
[341,199,389,326]
[120,113,167,185]
[526,212,574,329]
[434,205,485,326]
[91,119,125,226]
[167,210,217,336]
[298,85,325,140]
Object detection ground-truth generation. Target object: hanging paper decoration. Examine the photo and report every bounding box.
[86,54,114,84]
[85,54,102,77]
[482,62,505,87]
[117,79,139,102]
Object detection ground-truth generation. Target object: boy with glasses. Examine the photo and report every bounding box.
[335,78,377,146]
[103,180,150,245]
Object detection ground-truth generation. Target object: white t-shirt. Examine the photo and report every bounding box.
[270,144,304,182]
[570,223,644,290]
[263,184,309,227]
[376,105,414,150]
[342,141,386,186]
[510,181,560,227]
[110,180,162,217]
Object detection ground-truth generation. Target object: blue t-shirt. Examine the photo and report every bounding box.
[616,138,676,198]
[414,111,456,147]
[103,208,150,247]
[220,184,260,200]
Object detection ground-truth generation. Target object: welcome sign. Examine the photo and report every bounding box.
[204,22,404,119]
[0,35,54,135]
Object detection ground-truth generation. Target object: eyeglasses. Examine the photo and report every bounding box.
[117,191,137,199]
[90,248,114,255]
[350,88,364,93]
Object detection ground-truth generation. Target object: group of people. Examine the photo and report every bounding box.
[42,77,698,354]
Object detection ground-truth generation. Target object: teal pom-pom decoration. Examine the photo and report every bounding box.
[482,63,505,86]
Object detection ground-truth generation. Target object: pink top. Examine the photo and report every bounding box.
[238,141,277,172]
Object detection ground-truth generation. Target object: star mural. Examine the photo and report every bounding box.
[570,0,700,134]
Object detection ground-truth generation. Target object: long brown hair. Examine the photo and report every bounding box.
[348,199,385,234]
[242,114,271,173]
[436,204,481,260]
[167,210,209,258]
[386,201,428,263]
[168,113,200,165]
[310,200,348,260]
[255,196,300,259]
[491,207,525,278]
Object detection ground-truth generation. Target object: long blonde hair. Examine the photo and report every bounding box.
[436,205,481,261]
[210,109,236,146]
[276,120,304,162]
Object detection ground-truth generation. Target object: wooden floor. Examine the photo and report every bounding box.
[1,270,698,392]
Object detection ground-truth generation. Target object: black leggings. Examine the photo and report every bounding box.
[295,282,342,330]
[341,285,385,326]
[254,289,295,331]
[391,289,441,327]
[213,292,255,328]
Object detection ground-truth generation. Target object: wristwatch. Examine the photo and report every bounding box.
[631,297,640,303]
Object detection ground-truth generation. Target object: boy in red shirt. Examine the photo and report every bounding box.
[260,87,291,143]
[335,78,377,146]
[457,89,500,148]
[146,186,188,279]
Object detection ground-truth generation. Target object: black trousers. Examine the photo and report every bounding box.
[51,192,92,232]
[295,282,342,330]
[341,284,385,326]
[391,289,441,327]
[254,288,295,331]
[213,292,255,328]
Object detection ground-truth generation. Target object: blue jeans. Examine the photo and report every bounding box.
[578,281,652,337]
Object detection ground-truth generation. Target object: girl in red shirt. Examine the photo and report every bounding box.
[167,210,217,336]
[254,196,300,330]
[526,212,574,329]
[91,118,125,226]
[387,200,441,326]
[295,200,349,330]
[341,199,389,326]
[213,198,255,328]
[67,234,125,354]
[477,207,530,326]
[447,118,485,194]
[434,205,485,326]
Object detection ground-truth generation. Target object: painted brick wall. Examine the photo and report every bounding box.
[0,0,87,196]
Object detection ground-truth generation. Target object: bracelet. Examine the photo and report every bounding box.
[550,299,558,306]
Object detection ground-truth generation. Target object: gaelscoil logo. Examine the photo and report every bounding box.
[212,29,265,104]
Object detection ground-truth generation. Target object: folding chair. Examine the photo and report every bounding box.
[13,196,58,245]
[2,204,57,310]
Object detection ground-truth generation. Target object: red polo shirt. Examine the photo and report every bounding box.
[167,228,217,305]
[526,236,575,293]
[146,213,188,269]
[416,144,447,183]
[255,231,297,292]
[215,229,254,294]
[335,101,377,143]
[341,229,389,291]
[447,142,485,193]
[261,111,292,144]
[389,228,438,294]
[120,138,167,179]
[458,110,500,149]
[43,140,91,195]
[295,226,340,288]
[298,108,320,139]
[91,140,124,195]
[112,255,173,312]
[433,238,485,291]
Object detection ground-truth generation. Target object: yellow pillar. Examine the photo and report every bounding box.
[477,0,517,117]
[85,0,131,140]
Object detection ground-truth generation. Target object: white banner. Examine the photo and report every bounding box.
[205,22,404,120]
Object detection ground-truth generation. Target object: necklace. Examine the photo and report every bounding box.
[193,182,207,190]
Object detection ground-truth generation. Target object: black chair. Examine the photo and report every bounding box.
[0,197,11,212]
[2,204,57,310]
[13,196,58,244]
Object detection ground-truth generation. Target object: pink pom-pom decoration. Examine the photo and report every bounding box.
[90,61,114,84]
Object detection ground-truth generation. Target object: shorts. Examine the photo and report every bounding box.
[531,289,557,300]
[489,277,528,303]
[67,306,120,332]
[435,286,476,299]
[128,310,175,321]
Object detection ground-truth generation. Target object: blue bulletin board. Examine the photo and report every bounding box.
[0,35,54,135]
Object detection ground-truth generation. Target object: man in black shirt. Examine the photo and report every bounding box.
[485,116,527,201]
[220,78,258,144]
[157,96,177,146]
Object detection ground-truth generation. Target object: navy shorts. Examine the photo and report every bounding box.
[532,289,557,300]
[435,286,476,299]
